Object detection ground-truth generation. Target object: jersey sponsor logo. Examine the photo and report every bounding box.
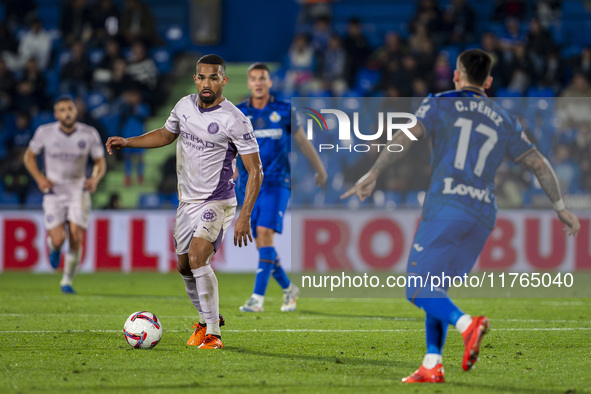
[254,128,283,139]
[47,152,85,161]
[207,122,220,135]
[180,131,214,148]
[441,177,491,203]
[269,111,281,123]
[201,209,218,222]
[182,114,191,122]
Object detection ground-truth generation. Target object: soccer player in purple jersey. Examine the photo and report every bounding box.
[342,49,580,382]
[24,96,106,294]
[107,54,263,349]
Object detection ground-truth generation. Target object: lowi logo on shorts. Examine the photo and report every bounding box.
[304,107,418,153]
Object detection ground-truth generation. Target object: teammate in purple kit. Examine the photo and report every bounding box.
[24,96,106,294]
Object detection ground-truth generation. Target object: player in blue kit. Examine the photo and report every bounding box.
[342,49,580,383]
[236,63,327,312]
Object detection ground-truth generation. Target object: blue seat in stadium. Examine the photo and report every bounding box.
[31,112,55,129]
[138,193,162,209]
[25,190,44,207]
[526,87,555,97]
[496,88,522,97]
[151,48,172,74]
[99,113,121,138]
[0,192,20,206]
[355,67,381,94]
[562,0,587,16]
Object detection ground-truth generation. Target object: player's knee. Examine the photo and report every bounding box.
[256,227,274,247]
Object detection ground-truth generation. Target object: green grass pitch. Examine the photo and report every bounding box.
[0,272,590,393]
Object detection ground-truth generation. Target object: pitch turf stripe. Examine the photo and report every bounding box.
[1,327,591,334]
[1,313,590,324]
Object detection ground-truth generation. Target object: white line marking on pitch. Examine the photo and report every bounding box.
[1,327,590,334]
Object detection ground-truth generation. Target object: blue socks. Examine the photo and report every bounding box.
[426,314,448,355]
[272,257,290,289]
[253,247,276,296]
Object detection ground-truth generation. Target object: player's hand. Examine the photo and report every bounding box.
[233,214,253,247]
[106,136,128,155]
[340,172,377,202]
[37,177,54,194]
[557,209,580,236]
[84,177,99,193]
[315,169,328,187]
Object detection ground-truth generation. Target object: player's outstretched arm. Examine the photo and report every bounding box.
[234,152,263,247]
[340,122,425,201]
[23,147,53,193]
[520,149,580,236]
[293,127,327,187]
[105,127,178,155]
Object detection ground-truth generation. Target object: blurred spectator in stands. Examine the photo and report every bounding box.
[534,0,561,27]
[108,58,135,99]
[410,0,442,37]
[102,192,121,209]
[60,41,92,98]
[552,144,582,194]
[0,58,16,112]
[432,52,453,92]
[90,0,121,46]
[92,39,123,94]
[295,0,333,30]
[399,55,419,95]
[440,0,476,45]
[481,32,507,94]
[494,161,527,208]
[309,16,332,57]
[526,18,553,76]
[415,38,436,76]
[126,41,158,106]
[499,16,525,51]
[2,0,37,30]
[75,97,108,143]
[368,32,405,70]
[61,0,93,46]
[409,23,430,52]
[377,56,406,95]
[319,34,348,94]
[571,123,591,182]
[557,72,591,125]
[0,23,18,55]
[569,47,591,82]
[411,77,429,98]
[120,0,160,46]
[506,43,536,93]
[14,59,47,114]
[539,48,564,94]
[158,154,178,195]
[284,34,315,94]
[342,18,371,88]
[493,0,527,21]
[2,18,52,72]
[1,112,34,207]
[115,85,150,186]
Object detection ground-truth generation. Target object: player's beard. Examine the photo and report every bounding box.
[199,89,220,104]
[60,117,76,129]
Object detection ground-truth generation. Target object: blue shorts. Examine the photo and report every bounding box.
[407,218,491,284]
[251,186,290,238]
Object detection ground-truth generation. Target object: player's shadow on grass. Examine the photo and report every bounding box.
[224,346,415,369]
[299,309,422,322]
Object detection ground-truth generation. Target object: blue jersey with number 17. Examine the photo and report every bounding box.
[415,87,536,229]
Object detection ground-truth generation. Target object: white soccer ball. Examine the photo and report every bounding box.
[123,311,163,349]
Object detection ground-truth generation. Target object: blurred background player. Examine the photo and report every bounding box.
[236,63,327,312]
[342,49,581,383]
[106,54,263,349]
[23,96,106,293]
